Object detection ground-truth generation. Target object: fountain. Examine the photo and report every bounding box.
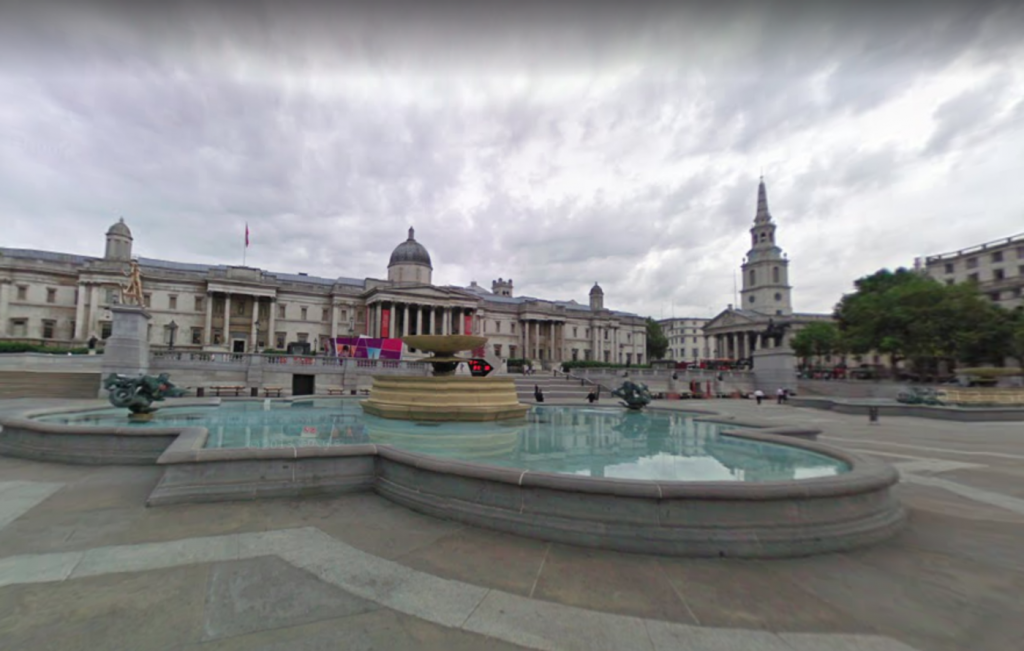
[102,372,187,421]
[359,334,529,421]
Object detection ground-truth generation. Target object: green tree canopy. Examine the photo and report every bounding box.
[833,267,1014,371]
[790,322,841,363]
[645,317,669,361]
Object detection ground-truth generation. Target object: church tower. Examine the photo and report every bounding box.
[739,178,792,316]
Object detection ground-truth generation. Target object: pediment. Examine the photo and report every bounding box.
[705,309,758,330]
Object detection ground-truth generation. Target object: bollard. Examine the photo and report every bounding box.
[868,406,880,425]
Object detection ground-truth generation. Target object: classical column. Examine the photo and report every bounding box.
[375,302,382,338]
[533,320,539,360]
[330,302,339,339]
[223,293,232,343]
[402,304,410,336]
[415,305,422,335]
[387,304,396,338]
[441,307,449,335]
[73,283,87,340]
[250,297,259,350]
[89,285,101,337]
[204,292,214,345]
[0,281,10,336]
[266,298,276,346]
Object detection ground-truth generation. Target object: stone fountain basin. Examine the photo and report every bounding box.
[402,335,487,355]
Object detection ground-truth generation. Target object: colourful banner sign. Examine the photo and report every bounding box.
[381,310,391,339]
[463,314,473,335]
[333,337,403,360]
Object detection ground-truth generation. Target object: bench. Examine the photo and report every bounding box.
[211,386,246,397]
[262,387,283,398]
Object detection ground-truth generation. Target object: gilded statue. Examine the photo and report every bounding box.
[121,259,144,306]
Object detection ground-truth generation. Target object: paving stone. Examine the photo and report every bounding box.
[0,563,208,651]
[202,556,378,641]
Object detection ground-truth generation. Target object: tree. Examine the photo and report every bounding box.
[834,267,1017,378]
[790,322,841,367]
[645,317,669,361]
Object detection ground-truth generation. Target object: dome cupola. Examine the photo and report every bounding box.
[387,227,433,284]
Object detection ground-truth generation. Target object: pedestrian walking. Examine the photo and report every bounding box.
[754,389,764,405]
[776,387,785,405]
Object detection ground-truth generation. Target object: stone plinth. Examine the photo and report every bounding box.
[752,347,797,392]
[361,375,529,421]
[101,305,152,382]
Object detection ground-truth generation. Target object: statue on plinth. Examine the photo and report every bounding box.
[120,259,145,306]
[762,318,791,348]
[103,372,186,419]
[612,379,653,410]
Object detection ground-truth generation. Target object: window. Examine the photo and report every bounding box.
[147,324,153,340]
[509,345,517,358]
[169,295,177,310]
[749,269,756,286]
[46,288,57,304]
[236,301,245,316]
[968,273,979,283]
[573,327,577,337]
[511,323,516,333]
[627,333,632,342]
[143,293,152,308]
[994,269,1005,280]
[1018,245,1024,259]
[772,266,780,283]
[774,292,782,301]
[300,307,308,321]
[11,319,27,337]
[585,328,589,337]
[692,348,699,358]
[993,251,1004,263]
[749,295,756,303]
[101,322,113,339]
[604,330,609,340]
[494,343,503,357]
[944,263,954,274]
[1019,265,1024,276]
[213,329,222,345]
[275,332,286,349]
[297,332,309,343]
[322,308,330,322]
[495,321,501,333]
[277,304,286,319]
[966,257,978,269]
[105,287,118,304]
[16,285,27,301]
[69,320,75,337]
[195,296,205,312]
[191,328,202,345]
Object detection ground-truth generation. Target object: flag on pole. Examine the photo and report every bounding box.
[245,223,250,248]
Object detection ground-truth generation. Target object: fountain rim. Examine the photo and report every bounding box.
[4,399,894,498]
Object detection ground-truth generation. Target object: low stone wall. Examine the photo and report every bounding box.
[0,371,103,399]
[791,396,1024,422]
[0,418,179,464]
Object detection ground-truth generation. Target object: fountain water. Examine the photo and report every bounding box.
[359,335,528,421]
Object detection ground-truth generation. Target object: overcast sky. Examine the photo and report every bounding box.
[2,1,1023,318]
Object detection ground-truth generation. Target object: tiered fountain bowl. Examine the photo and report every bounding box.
[359,335,529,422]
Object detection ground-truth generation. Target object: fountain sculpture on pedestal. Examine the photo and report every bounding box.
[360,335,528,422]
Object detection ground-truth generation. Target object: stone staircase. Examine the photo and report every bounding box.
[513,375,597,403]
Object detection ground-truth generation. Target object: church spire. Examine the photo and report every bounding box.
[754,176,772,225]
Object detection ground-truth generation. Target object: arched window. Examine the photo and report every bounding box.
[759,233,766,242]
[772,266,780,283]
[749,269,756,286]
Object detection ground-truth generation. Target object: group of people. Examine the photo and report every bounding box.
[532,384,601,403]
[751,388,791,405]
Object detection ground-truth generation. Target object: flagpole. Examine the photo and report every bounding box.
[243,222,248,266]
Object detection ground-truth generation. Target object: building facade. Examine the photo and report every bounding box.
[657,317,711,363]
[915,232,1024,311]
[0,221,647,367]
[703,178,831,360]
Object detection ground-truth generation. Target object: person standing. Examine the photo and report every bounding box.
[754,389,764,405]
[776,387,785,405]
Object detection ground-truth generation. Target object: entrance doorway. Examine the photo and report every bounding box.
[292,374,315,396]
[232,339,246,353]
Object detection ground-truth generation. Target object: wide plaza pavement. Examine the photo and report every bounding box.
[1,396,1022,651]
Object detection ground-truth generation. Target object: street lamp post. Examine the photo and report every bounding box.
[168,320,178,351]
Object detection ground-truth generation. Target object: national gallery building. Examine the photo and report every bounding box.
[0,223,648,367]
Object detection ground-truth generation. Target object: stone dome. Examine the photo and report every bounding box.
[107,218,133,238]
[388,227,432,268]
[590,282,604,296]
